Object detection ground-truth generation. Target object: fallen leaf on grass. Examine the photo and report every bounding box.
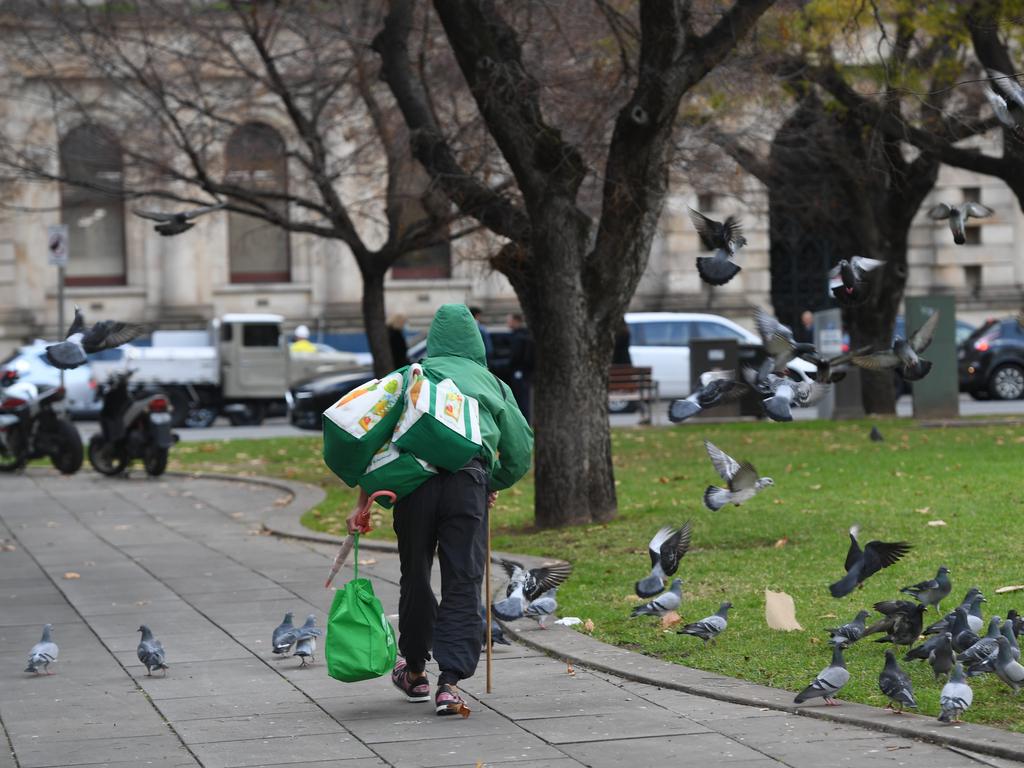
[916,507,931,515]
[63,572,81,580]
[809,484,822,491]
[995,585,1024,594]
[583,619,595,633]
[623,594,644,603]
[927,520,947,527]
[765,589,803,631]
[661,611,682,629]
[773,537,789,549]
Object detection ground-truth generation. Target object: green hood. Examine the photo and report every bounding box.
[426,304,486,365]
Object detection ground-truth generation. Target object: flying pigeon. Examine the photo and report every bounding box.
[829,526,912,598]
[754,307,816,375]
[938,663,973,723]
[702,440,773,511]
[688,208,746,286]
[852,310,940,382]
[45,306,147,370]
[927,202,994,245]
[900,566,952,612]
[869,426,884,442]
[631,579,683,618]
[794,645,849,706]
[133,202,226,236]
[678,601,731,645]
[957,616,1003,666]
[668,376,750,422]
[865,600,927,647]
[925,588,985,636]
[993,635,1024,693]
[826,610,870,648]
[879,649,917,713]
[292,614,323,667]
[137,625,169,676]
[272,612,296,655]
[479,605,510,648]
[493,560,572,621]
[635,521,692,598]
[25,624,58,675]
[984,69,1024,138]
[829,256,886,307]
[524,588,559,629]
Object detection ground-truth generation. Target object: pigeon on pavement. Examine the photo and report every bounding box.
[879,649,917,713]
[493,560,573,621]
[479,605,510,648]
[938,663,973,723]
[272,612,297,655]
[993,635,1024,693]
[45,306,147,370]
[826,610,870,648]
[852,310,940,382]
[635,521,692,598]
[133,202,226,236]
[957,616,1003,666]
[925,588,985,635]
[688,208,746,286]
[137,625,169,676]
[702,440,773,511]
[678,601,731,645]
[829,526,912,598]
[794,645,849,706]
[631,579,683,618]
[524,588,559,629]
[865,600,927,647]
[25,624,58,675]
[292,614,322,667]
[668,376,750,422]
[829,256,886,307]
[900,566,952,612]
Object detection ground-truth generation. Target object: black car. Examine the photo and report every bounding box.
[958,317,1024,400]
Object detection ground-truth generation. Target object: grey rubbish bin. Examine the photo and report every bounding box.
[689,338,739,418]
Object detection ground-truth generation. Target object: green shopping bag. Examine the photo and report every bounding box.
[325,534,397,682]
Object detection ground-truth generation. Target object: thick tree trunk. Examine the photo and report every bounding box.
[361,267,393,377]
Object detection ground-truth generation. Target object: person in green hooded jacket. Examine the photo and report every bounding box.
[347,303,533,716]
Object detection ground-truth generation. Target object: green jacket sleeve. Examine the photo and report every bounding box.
[489,385,534,491]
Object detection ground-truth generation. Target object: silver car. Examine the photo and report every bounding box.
[0,342,100,418]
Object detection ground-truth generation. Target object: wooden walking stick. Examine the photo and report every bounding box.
[485,502,493,694]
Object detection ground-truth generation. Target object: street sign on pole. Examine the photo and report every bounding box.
[47,225,69,267]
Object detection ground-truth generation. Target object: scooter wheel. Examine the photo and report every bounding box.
[50,420,83,475]
[88,434,127,476]
[143,445,169,477]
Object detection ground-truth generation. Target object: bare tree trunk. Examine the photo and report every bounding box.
[361,267,393,377]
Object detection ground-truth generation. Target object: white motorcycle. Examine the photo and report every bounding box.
[0,366,84,473]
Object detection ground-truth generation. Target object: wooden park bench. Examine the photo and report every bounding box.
[608,365,659,425]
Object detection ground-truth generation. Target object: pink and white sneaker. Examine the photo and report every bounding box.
[391,658,429,703]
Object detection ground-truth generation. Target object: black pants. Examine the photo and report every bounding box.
[392,459,488,686]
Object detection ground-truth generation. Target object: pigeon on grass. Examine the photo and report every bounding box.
[958,616,1003,665]
[865,600,927,647]
[137,625,169,676]
[635,521,691,598]
[928,202,995,245]
[925,588,985,635]
[900,566,952,612]
[879,650,917,713]
[905,632,956,678]
[272,612,297,656]
[826,610,870,648]
[688,208,746,286]
[993,635,1024,693]
[702,440,773,511]
[631,579,683,618]
[45,306,147,370]
[678,601,731,646]
[938,663,973,723]
[133,202,226,236]
[829,256,886,307]
[950,608,980,654]
[828,526,912,598]
[852,310,940,382]
[965,621,1020,677]
[794,645,849,706]
[25,624,58,675]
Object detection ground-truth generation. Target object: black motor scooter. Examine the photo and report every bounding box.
[0,368,83,474]
[88,369,178,477]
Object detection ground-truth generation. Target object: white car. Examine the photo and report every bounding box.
[623,312,815,400]
[0,341,100,417]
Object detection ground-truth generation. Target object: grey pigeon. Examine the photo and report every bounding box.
[900,566,952,612]
[826,610,870,648]
[966,620,1020,677]
[794,645,849,706]
[966,593,987,634]
[950,607,980,654]
[829,526,912,598]
[1008,609,1023,639]
[852,310,940,382]
[272,612,296,655]
[137,625,169,676]
[25,624,58,675]
[754,307,816,375]
[45,306,147,370]
[702,440,773,511]
[993,635,1024,693]
[524,588,558,629]
[957,616,1002,665]
[133,202,226,236]
[938,663,973,723]
[479,605,510,648]
[493,560,572,621]
[869,426,884,442]
[829,256,885,307]
[668,376,749,422]
[928,633,956,680]
[635,521,691,598]
[925,588,985,635]
[927,202,994,245]
[864,600,927,647]
[678,601,731,645]
[292,614,322,667]
[879,649,917,712]
[631,579,683,618]
[984,70,1024,138]
[688,208,746,286]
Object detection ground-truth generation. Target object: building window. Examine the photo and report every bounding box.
[963,226,982,246]
[964,265,981,297]
[391,242,452,279]
[59,125,127,286]
[961,186,981,203]
[225,123,290,283]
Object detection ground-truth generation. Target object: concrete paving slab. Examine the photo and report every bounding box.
[13,733,192,768]
[170,709,345,744]
[188,732,374,768]
[341,707,521,744]
[515,709,712,744]
[371,732,568,768]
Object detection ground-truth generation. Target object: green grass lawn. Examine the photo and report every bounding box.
[168,418,1024,730]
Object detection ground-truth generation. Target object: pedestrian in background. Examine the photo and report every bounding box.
[506,312,534,424]
[468,306,493,362]
[612,317,632,365]
[795,310,815,344]
[290,324,317,354]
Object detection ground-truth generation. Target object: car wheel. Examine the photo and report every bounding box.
[989,364,1024,400]
[184,406,218,429]
[608,399,637,414]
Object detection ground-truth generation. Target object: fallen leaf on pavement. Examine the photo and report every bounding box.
[63,572,81,580]
[357,558,377,566]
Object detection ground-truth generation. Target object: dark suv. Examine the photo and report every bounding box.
[958,317,1024,400]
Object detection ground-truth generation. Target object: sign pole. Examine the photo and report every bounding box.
[47,224,70,391]
[58,265,65,389]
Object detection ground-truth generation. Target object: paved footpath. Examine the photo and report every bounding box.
[1,471,1022,768]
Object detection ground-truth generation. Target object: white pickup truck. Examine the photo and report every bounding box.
[90,314,362,427]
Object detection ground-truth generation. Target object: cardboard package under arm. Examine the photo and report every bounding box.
[356,442,437,508]
[392,365,482,472]
[322,370,405,487]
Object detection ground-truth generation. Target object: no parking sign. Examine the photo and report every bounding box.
[47,224,69,267]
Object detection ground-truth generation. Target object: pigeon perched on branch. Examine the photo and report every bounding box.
[852,310,940,382]
[702,440,773,511]
[678,601,731,645]
[25,624,58,675]
[631,579,683,618]
[794,645,849,706]
[137,625,169,676]
[45,306,147,370]
[828,526,911,598]
[635,522,691,598]
[938,663,973,723]
[826,610,870,648]
[927,202,994,245]
[829,256,886,307]
[133,202,226,236]
[900,566,952,612]
[688,208,746,286]
[878,649,917,713]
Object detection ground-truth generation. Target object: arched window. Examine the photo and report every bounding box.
[225,123,290,283]
[59,125,126,286]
